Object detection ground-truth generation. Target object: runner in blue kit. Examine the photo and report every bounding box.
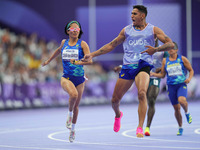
[82,5,174,137]
[42,20,92,142]
[151,42,193,136]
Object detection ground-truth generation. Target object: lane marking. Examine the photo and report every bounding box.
[122,129,200,143]
[194,128,200,134]
[47,124,200,149]
[48,130,200,149]
[0,124,199,149]
[0,145,71,150]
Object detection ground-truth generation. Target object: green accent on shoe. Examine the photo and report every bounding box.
[177,128,183,136]
[144,127,150,136]
[186,113,192,124]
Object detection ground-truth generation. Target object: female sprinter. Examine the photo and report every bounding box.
[42,20,92,142]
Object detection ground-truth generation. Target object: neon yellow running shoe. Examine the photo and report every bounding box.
[144,127,150,136]
[186,113,192,124]
[177,128,183,136]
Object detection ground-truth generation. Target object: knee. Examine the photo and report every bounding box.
[174,104,181,112]
[138,90,146,101]
[69,92,78,100]
[178,98,187,105]
[111,94,121,103]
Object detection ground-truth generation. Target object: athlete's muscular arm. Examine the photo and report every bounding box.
[82,28,126,62]
[182,56,194,84]
[71,41,93,65]
[151,58,166,78]
[42,40,65,66]
[154,27,174,52]
[155,68,161,73]
[141,27,174,55]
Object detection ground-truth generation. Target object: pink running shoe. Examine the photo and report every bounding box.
[113,111,123,132]
[136,127,144,138]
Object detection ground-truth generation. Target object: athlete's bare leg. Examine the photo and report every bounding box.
[173,104,182,127]
[111,78,133,118]
[178,96,188,113]
[135,72,149,128]
[146,85,159,127]
[61,77,78,112]
[72,82,85,124]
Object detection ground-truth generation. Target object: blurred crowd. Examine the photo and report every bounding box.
[0,26,111,84]
[0,27,62,84]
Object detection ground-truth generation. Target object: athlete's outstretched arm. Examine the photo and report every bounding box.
[71,41,93,65]
[42,40,65,66]
[82,28,126,62]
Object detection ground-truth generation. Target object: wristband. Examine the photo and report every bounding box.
[73,60,79,65]
[73,60,75,64]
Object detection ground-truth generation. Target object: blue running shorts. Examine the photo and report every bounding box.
[62,74,85,87]
[119,59,153,80]
[167,83,187,105]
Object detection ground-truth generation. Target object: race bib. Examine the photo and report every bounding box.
[153,79,158,86]
[167,65,183,76]
[62,49,79,60]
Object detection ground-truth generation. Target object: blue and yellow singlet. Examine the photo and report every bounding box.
[61,39,84,76]
[165,55,186,85]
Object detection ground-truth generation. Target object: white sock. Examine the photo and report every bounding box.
[185,110,189,114]
[71,123,75,131]
[68,111,73,117]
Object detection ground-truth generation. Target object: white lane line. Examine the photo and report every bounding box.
[194,128,200,134]
[47,124,200,149]
[0,144,72,150]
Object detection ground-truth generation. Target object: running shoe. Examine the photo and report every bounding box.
[177,128,183,136]
[185,113,192,124]
[113,111,123,132]
[144,127,150,136]
[136,127,144,138]
[69,130,75,142]
[66,116,72,129]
